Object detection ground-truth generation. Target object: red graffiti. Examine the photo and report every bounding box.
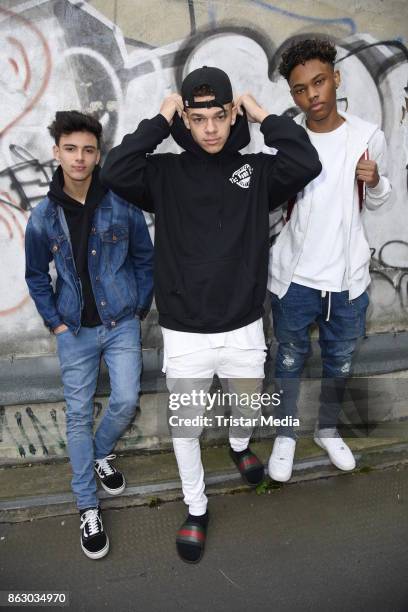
[7,36,31,92]
[8,58,19,77]
[0,214,12,239]
[0,7,52,137]
[0,196,30,316]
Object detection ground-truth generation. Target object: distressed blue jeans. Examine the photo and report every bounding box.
[270,283,369,438]
[56,318,142,510]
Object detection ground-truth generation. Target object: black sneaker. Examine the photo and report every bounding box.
[79,507,109,559]
[94,454,126,495]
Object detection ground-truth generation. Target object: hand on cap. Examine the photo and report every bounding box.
[356,159,379,188]
[234,93,268,124]
[160,94,184,126]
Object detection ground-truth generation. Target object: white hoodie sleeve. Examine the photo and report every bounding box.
[365,128,392,210]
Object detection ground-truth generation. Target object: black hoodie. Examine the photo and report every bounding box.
[100,112,321,333]
[48,166,107,326]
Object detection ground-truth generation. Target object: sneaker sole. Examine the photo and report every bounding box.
[80,535,110,560]
[313,437,356,471]
[268,460,293,482]
[98,480,126,496]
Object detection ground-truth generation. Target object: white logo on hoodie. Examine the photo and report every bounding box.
[229,164,253,189]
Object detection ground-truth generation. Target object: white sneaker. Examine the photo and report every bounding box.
[314,429,356,471]
[268,436,296,482]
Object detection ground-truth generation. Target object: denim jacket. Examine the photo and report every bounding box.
[25,190,154,333]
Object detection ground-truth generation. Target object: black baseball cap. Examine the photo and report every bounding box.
[181,66,233,110]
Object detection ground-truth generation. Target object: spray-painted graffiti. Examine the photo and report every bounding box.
[0,400,148,463]
[1,6,52,138]
[0,0,407,350]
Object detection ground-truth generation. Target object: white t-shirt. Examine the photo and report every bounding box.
[161,318,266,372]
[292,121,348,292]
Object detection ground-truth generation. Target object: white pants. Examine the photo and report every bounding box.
[166,346,265,515]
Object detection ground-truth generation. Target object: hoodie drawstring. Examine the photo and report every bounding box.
[321,290,332,322]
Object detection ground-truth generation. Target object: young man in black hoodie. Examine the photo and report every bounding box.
[101,66,321,563]
[25,111,154,559]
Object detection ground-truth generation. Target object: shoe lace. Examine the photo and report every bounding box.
[274,437,295,461]
[277,437,293,451]
[80,509,101,537]
[318,429,347,450]
[95,454,116,477]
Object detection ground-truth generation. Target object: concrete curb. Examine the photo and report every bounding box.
[2,441,408,523]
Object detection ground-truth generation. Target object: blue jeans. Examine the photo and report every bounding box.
[56,318,142,510]
[270,283,369,438]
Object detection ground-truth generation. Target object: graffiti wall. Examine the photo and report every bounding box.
[0,396,169,463]
[1,0,407,359]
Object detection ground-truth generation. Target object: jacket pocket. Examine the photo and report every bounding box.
[56,282,76,317]
[49,235,72,273]
[101,225,129,273]
[125,264,138,307]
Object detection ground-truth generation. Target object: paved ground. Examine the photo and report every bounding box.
[1,465,408,612]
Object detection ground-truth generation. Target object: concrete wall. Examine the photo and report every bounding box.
[1,0,407,359]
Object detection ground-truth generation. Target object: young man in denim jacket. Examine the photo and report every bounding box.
[25,111,153,559]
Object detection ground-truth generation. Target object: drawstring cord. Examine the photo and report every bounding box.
[321,290,332,322]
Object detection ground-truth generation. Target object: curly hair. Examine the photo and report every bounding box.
[48,110,102,147]
[279,39,337,81]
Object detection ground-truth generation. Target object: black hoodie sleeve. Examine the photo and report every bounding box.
[100,114,171,212]
[260,115,322,210]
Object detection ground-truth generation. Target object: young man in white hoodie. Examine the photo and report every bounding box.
[268,39,391,482]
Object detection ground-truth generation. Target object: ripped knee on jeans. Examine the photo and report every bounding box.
[340,360,352,374]
[279,342,308,372]
[282,354,295,368]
